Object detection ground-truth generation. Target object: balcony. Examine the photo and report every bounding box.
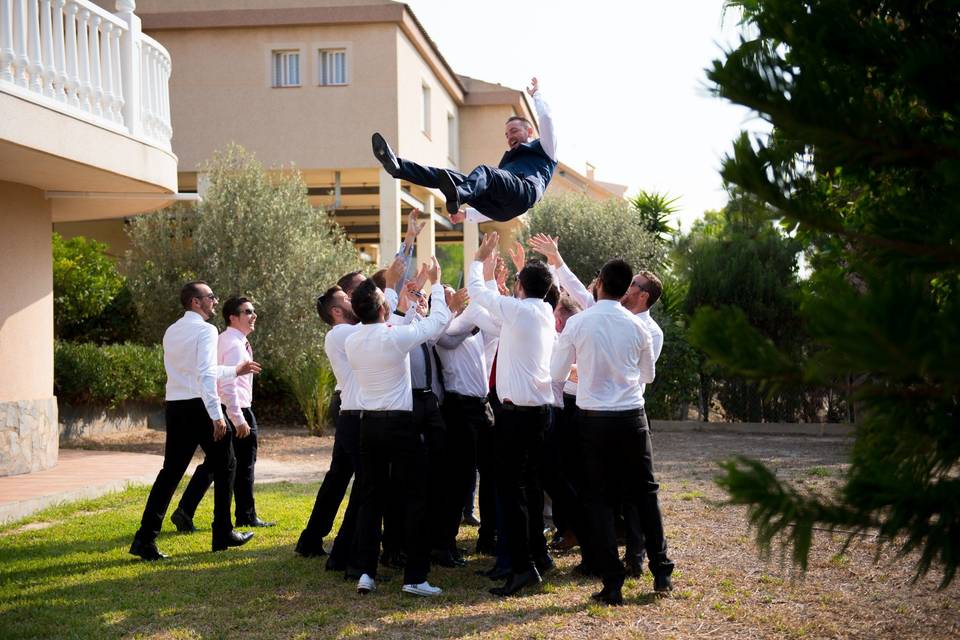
[0,0,179,221]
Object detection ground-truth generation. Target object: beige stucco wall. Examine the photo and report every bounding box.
[54,220,131,261]
[0,182,53,402]
[395,28,459,170]
[151,23,399,172]
[459,103,513,171]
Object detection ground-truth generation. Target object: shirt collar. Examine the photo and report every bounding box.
[225,326,247,340]
[595,299,622,308]
[184,310,206,322]
[636,309,651,319]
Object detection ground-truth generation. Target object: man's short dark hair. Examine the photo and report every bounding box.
[350,279,384,324]
[637,270,663,307]
[370,269,387,291]
[316,286,343,326]
[180,280,209,309]
[517,260,553,300]
[336,271,364,295]
[599,258,633,298]
[506,115,533,129]
[222,296,251,324]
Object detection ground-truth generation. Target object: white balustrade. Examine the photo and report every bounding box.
[0,0,172,150]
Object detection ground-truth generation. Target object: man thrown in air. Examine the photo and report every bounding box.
[372,77,557,224]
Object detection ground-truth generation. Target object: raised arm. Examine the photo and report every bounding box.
[467,232,524,322]
[388,257,452,353]
[529,233,594,309]
[550,318,577,383]
[528,77,557,161]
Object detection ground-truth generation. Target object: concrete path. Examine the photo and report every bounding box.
[0,449,324,525]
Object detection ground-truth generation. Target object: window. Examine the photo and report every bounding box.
[421,83,431,136]
[272,50,300,87]
[447,112,458,165]
[319,48,347,85]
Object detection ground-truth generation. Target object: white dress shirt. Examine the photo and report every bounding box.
[634,309,663,399]
[551,299,655,410]
[345,284,451,411]
[436,300,501,398]
[218,327,253,426]
[325,322,363,411]
[163,311,237,421]
[467,261,555,406]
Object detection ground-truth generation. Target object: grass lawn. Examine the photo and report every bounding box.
[1,433,958,639]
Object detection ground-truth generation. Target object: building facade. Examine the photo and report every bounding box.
[0,0,178,476]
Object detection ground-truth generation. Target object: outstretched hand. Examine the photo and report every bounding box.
[527,76,539,97]
[449,210,466,224]
[449,288,469,314]
[528,233,562,267]
[507,241,525,272]
[495,257,508,288]
[426,256,441,284]
[482,248,498,281]
[475,231,500,262]
[405,208,424,241]
[384,255,406,289]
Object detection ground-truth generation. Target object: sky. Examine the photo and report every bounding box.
[404,0,771,232]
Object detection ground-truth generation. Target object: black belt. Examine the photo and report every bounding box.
[360,410,413,418]
[446,391,487,404]
[578,408,645,418]
[412,388,434,396]
[500,402,550,414]
[562,393,576,402]
[340,409,361,416]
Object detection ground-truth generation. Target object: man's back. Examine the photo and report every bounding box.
[163,311,217,402]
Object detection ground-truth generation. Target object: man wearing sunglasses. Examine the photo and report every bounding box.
[130,282,262,560]
[171,296,274,533]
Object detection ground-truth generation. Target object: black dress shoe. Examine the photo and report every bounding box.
[294,531,327,557]
[475,539,497,556]
[325,556,346,572]
[438,170,461,214]
[236,516,275,528]
[212,529,254,552]
[484,566,512,581]
[129,538,167,561]
[625,555,645,577]
[489,568,542,597]
[170,507,196,533]
[535,554,555,576]
[572,562,600,577]
[591,585,624,606]
[431,550,465,568]
[653,573,673,593]
[371,132,400,177]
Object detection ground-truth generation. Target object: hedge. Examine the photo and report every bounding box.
[55,342,165,408]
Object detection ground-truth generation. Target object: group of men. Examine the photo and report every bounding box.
[127,74,674,606]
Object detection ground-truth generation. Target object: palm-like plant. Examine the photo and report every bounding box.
[630,190,680,241]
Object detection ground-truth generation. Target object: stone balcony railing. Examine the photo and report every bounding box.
[0,0,171,151]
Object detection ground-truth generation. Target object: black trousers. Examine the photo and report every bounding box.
[543,398,580,535]
[178,406,259,522]
[413,392,450,553]
[578,409,674,587]
[494,404,550,573]
[396,158,539,222]
[351,412,431,585]
[301,392,363,563]
[136,399,236,542]
[440,392,494,549]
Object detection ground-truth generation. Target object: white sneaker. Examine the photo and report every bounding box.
[402,581,442,597]
[357,573,376,594]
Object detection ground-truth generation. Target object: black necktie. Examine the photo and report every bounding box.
[420,343,432,390]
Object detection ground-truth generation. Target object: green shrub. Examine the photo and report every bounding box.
[52,233,125,339]
[285,353,337,435]
[55,342,165,408]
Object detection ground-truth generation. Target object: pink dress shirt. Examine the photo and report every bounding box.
[218,327,253,426]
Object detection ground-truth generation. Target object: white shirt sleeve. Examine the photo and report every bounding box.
[467,261,523,323]
[463,207,492,224]
[387,284,451,354]
[196,325,224,421]
[384,287,399,313]
[533,91,557,161]
[550,320,577,383]
[556,262,594,309]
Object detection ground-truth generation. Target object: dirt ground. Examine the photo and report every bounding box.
[64,426,960,639]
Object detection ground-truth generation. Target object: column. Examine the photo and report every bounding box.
[463,220,480,275]
[415,193,436,272]
[378,169,401,264]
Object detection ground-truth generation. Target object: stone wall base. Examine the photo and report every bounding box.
[0,397,59,477]
[58,402,164,442]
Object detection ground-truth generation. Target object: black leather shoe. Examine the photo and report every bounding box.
[129,538,167,561]
[325,556,346,572]
[212,529,254,552]
[371,133,400,177]
[653,573,673,593]
[625,555,645,577]
[236,516,275,528]
[475,539,497,556]
[535,554,555,576]
[489,568,542,597]
[438,170,461,214]
[170,507,196,533]
[591,585,624,606]
[431,550,465,568]
[484,566,512,581]
[572,562,600,577]
[294,533,327,557]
